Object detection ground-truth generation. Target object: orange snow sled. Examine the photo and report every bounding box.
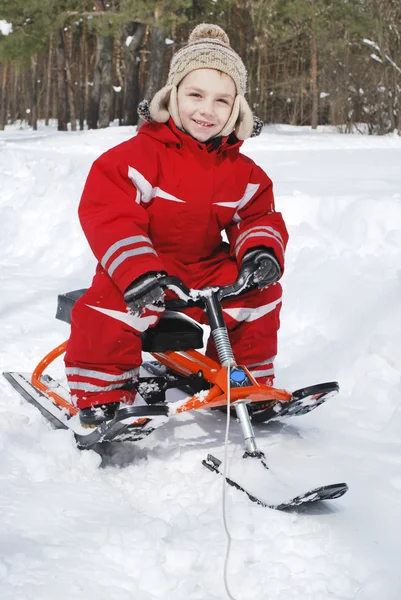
[3,273,347,509]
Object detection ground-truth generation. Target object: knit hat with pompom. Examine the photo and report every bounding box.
[144,23,259,140]
[167,23,247,94]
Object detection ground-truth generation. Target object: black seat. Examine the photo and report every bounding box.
[141,310,203,352]
[56,289,87,324]
[55,290,203,352]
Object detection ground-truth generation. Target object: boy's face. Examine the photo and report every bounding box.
[177,69,236,142]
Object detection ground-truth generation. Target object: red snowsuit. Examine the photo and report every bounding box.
[65,119,289,409]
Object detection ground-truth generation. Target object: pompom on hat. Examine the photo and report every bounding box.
[142,24,262,140]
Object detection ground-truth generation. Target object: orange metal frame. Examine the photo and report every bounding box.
[30,342,292,418]
[31,340,78,415]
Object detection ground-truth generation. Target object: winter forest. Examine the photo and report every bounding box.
[0,0,401,134]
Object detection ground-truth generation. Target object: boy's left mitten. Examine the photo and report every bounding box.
[241,247,281,288]
[124,272,165,315]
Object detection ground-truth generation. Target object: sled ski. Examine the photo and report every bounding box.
[3,371,70,431]
[203,454,348,510]
[3,371,168,448]
[249,381,339,423]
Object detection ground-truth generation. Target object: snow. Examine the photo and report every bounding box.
[371,53,383,64]
[0,20,12,35]
[363,38,381,52]
[384,54,401,75]
[1,121,401,599]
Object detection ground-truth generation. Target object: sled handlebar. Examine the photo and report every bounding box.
[160,265,258,311]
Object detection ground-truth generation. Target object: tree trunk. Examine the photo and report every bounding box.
[30,56,38,130]
[10,65,18,123]
[329,100,337,126]
[311,12,319,130]
[98,35,114,128]
[80,17,89,130]
[143,26,166,101]
[0,64,8,130]
[62,28,77,131]
[88,36,104,129]
[123,22,147,125]
[136,25,166,130]
[44,36,53,126]
[57,29,68,131]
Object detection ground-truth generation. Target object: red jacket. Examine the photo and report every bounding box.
[79,119,288,293]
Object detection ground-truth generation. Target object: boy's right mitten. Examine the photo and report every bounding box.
[124,272,165,315]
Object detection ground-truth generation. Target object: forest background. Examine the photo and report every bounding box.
[0,0,400,134]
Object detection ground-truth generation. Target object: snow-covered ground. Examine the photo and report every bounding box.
[1,122,401,600]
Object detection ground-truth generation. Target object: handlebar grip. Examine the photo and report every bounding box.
[160,268,259,310]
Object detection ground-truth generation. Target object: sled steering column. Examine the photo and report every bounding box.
[161,274,263,457]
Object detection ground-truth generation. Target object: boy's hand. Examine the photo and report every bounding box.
[124,273,165,315]
[241,247,281,288]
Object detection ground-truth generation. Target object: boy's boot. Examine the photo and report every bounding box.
[79,389,136,428]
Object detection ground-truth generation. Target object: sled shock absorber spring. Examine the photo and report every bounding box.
[205,292,236,367]
[212,327,235,367]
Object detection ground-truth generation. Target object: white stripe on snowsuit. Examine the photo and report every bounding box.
[213,183,260,223]
[101,235,152,268]
[108,246,158,277]
[101,235,158,278]
[249,365,275,378]
[66,367,139,382]
[235,226,285,258]
[236,225,284,248]
[223,297,282,323]
[66,366,139,393]
[86,305,159,332]
[247,356,276,368]
[68,381,133,393]
[233,183,260,223]
[128,166,185,204]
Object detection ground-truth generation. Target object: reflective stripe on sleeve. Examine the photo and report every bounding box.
[235,226,285,257]
[101,235,153,269]
[107,247,157,277]
[236,225,284,247]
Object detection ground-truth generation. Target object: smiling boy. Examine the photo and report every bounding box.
[177,69,236,141]
[65,24,289,426]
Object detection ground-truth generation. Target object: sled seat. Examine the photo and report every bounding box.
[55,290,204,352]
[56,289,87,324]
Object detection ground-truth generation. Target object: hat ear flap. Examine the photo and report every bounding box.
[167,85,183,130]
[234,95,255,140]
[219,95,241,138]
[219,95,256,140]
[149,85,174,123]
[149,84,184,130]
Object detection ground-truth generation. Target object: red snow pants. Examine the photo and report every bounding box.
[65,256,282,409]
